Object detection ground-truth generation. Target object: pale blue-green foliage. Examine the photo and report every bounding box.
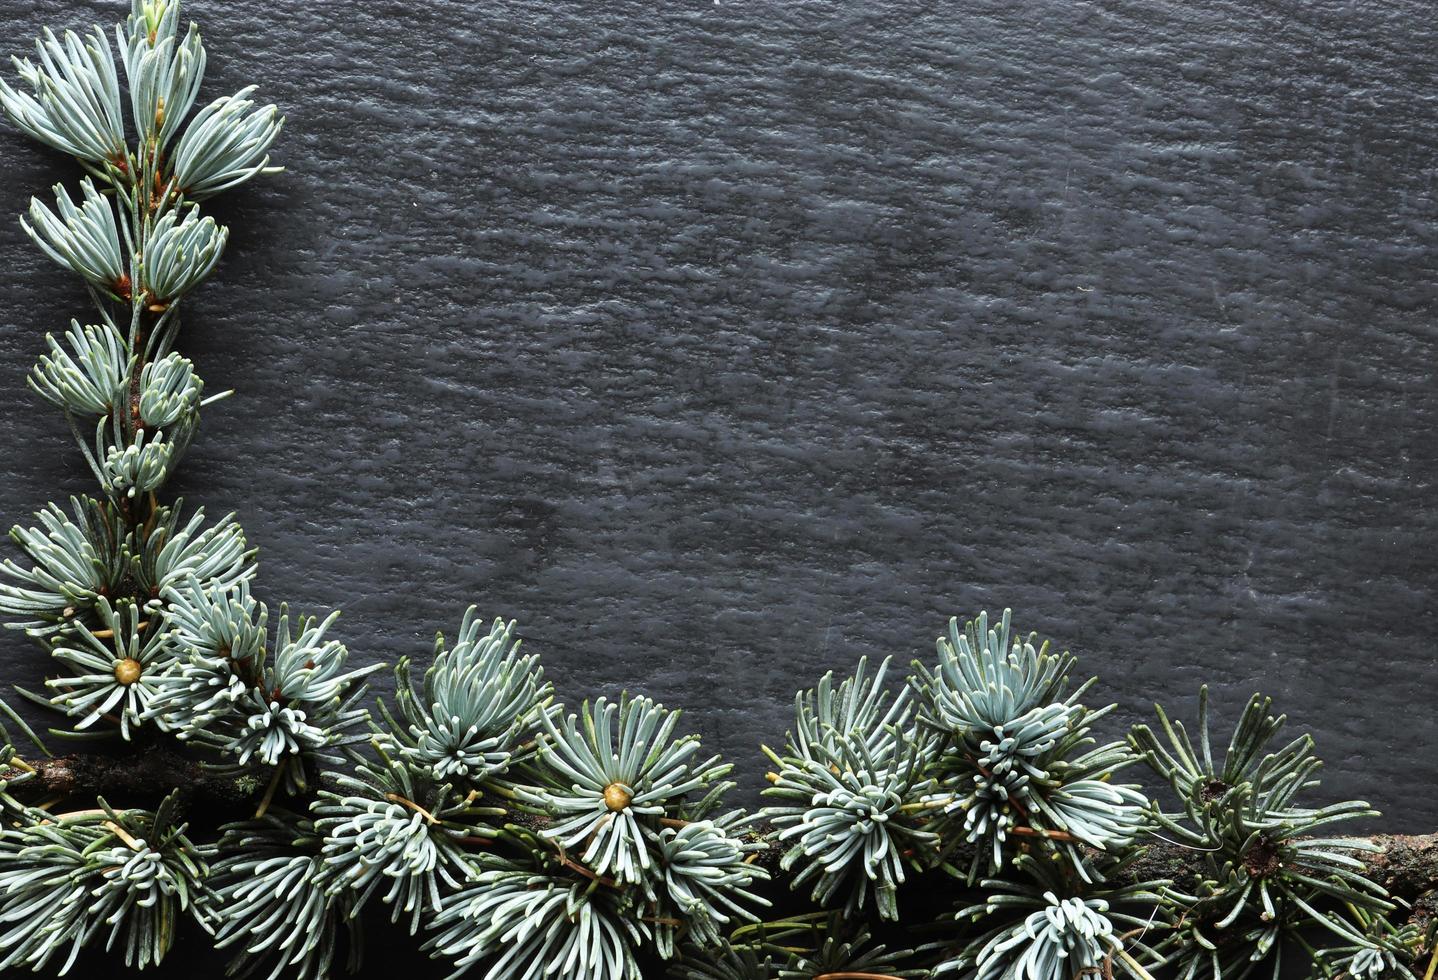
[966,896,1118,980]
[211,815,359,980]
[771,747,932,920]
[365,627,761,978]
[323,791,456,917]
[233,688,328,765]
[147,626,249,732]
[0,499,248,641]
[0,823,110,974]
[123,0,181,57]
[762,612,1151,928]
[912,610,1148,880]
[654,818,770,954]
[161,574,265,660]
[147,644,245,731]
[523,693,729,884]
[301,625,763,979]
[380,607,552,782]
[117,9,204,151]
[427,864,645,980]
[417,691,769,979]
[29,320,131,416]
[1040,772,1147,854]
[0,1,428,976]
[23,179,126,291]
[141,204,227,301]
[132,564,378,796]
[156,595,378,792]
[0,793,213,974]
[137,506,254,603]
[762,658,935,921]
[173,85,284,199]
[4,0,279,313]
[1313,913,1422,980]
[0,0,301,832]
[138,351,202,427]
[1343,947,1414,980]
[1131,688,1400,980]
[47,596,176,739]
[7,3,1417,977]
[0,26,124,164]
[267,608,378,703]
[313,753,496,935]
[921,609,1074,733]
[0,497,123,634]
[789,652,911,761]
[938,854,1166,980]
[101,426,173,497]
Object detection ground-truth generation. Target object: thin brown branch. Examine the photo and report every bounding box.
[1009,825,1078,842]
[11,744,262,816]
[385,792,441,825]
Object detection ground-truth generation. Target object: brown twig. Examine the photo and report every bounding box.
[1102,927,1151,980]
[253,765,284,819]
[550,841,622,890]
[385,792,441,825]
[103,819,142,850]
[1009,826,1078,842]
[13,745,262,816]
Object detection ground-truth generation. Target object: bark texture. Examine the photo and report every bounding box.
[20,747,263,817]
[1125,834,1438,932]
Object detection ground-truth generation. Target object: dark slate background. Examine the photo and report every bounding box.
[1,0,1436,849]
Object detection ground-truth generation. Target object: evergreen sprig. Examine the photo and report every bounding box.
[210,812,360,980]
[762,656,937,921]
[426,854,649,980]
[0,789,213,974]
[313,750,492,934]
[911,609,1148,881]
[0,3,1427,978]
[939,852,1166,980]
[377,608,553,782]
[521,693,733,884]
[1131,688,1402,980]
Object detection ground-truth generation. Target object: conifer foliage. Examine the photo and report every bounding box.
[0,4,1428,979]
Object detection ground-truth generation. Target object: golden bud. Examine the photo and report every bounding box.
[602,782,632,812]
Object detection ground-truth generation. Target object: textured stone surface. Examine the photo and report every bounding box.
[0,0,1435,850]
